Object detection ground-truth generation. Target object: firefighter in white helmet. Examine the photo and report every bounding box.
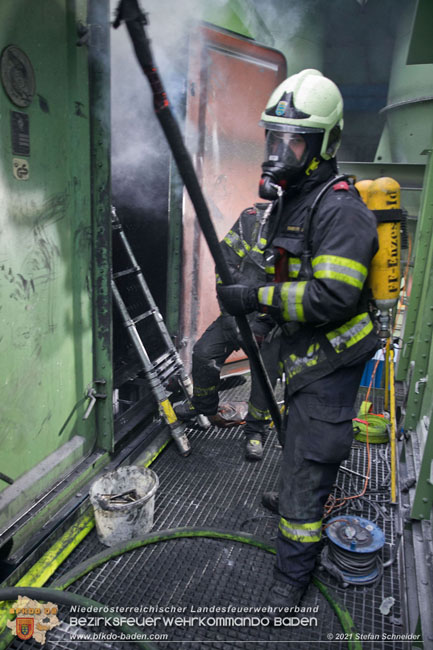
[218,69,380,610]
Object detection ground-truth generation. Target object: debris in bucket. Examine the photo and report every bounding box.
[101,489,139,504]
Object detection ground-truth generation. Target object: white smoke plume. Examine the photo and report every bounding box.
[110,0,325,207]
[110,0,227,208]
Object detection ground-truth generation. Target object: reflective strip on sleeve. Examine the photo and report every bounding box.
[326,312,373,353]
[223,230,249,258]
[258,285,275,307]
[280,281,306,321]
[312,255,367,290]
[288,257,301,279]
[279,517,322,543]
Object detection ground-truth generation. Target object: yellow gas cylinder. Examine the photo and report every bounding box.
[355,179,373,205]
[367,177,401,336]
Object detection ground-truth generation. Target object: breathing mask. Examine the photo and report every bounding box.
[259,127,324,200]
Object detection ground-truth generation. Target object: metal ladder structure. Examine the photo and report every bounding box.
[111,206,208,456]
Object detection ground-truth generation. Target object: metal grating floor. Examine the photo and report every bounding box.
[8,379,407,650]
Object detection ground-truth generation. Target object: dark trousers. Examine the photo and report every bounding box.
[191,315,279,437]
[274,362,365,586]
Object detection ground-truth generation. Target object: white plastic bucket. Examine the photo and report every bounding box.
[89,465,159,547]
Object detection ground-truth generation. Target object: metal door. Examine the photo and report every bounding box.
[180,25,286,369]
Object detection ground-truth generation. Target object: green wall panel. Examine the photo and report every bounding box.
[0,0,98,490]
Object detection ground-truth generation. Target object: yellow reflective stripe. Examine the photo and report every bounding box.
[160,399,177,424]
[326,312,373,352]
[288,257,301,279]
[248,401,272,421]
[265,265,275,274]
[223,231,248,258]
[194,385,218,397]
[223,230,238,246]
[280,281,306,321]
[279,517,322,543]
[312,254,367,276]
[259,237,267,246]
[258,285,274,307]
[216,273,222,285]
[314,269,363,290]
[286,342,320,379]
[312,255,367,290]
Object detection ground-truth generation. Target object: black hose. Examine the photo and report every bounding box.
[113,0,282,439]
[52,527,275,589]
[48,526,361,649]
[0,587,156,650]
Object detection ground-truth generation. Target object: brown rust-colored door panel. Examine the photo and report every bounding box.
[181,25,286,369]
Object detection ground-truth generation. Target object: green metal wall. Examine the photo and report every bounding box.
[0,0,110,509]
[375,0,433,165]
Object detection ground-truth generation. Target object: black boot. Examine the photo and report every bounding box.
[261,491,279,513]
[174,401,198,421]
[266,579,307,620]
[245,433,264,461]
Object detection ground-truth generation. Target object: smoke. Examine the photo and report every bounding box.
[110,0,324,209]
[248,0,323,61]
[110,0,229,209]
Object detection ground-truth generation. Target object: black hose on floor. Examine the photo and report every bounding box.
[50,527,362,650]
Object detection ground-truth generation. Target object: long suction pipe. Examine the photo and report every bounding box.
[113,0,282,438]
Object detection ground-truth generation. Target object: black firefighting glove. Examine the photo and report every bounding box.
[216,284,259,316]
[250,314,274,345]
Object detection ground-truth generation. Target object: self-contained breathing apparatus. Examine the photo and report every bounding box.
[255,69,402,340]
[259,174,402,345]
[355,177,402,338]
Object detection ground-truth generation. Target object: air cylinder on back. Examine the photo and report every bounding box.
[356,177,401,338]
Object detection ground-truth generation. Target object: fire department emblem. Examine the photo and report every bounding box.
[16,617,34,640]
[7,596,60,644]
[275,100,287,116]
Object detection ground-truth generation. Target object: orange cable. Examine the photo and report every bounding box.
[321,236,410,521]
[324,353,383,518]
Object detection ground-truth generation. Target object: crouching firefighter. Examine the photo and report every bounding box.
[217,69,380,609]
[176,201,281,461]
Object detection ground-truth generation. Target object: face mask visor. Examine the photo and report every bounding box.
[265,131,308,169]
[259,126,325,199]
[265,124,325,164]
